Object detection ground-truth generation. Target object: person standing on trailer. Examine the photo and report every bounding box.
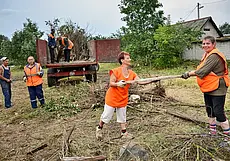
[57,36,74,62]
[23,56,45,108]
[48,29,56,63]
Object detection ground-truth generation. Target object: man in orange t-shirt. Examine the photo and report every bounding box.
[96,51,154,140]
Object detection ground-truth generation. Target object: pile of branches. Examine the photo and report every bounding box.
[93,83,169,107]
[46,19,91,61]
[162,133,230,160]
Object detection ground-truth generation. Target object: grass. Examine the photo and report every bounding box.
[2,62,230,160]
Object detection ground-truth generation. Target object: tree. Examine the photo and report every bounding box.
[11,19,43,65]
[118,0,166,65]
[219,22,230,35]
[0,35,10,56]
[153,24,201,68]
[119,0,165,33]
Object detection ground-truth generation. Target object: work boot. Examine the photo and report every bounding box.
[121,132,134,140]
[96,127,103,140]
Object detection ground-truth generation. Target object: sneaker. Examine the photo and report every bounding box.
[121,132,134,140]
[96,127,103,140]
[209,130,217,135]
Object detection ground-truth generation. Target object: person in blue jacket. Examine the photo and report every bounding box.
[48,29,56,63]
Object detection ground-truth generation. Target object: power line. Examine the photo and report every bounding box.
[202,0,228,5]
[182,6,197,21]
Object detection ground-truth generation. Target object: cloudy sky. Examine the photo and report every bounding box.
[0,0,229,39]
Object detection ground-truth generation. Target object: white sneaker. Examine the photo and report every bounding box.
[96,127,103,140]
[121,132,134,139]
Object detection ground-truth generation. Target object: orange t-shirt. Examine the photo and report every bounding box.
[105,67,137,108]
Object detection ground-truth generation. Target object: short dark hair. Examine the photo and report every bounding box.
[203,36,216,44]
[118,51,130,65]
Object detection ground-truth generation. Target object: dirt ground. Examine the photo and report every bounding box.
[1,69,230,161]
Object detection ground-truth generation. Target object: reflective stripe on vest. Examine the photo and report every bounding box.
[196,48,229,93]
[24,63,43,86]
[61,37,74,49]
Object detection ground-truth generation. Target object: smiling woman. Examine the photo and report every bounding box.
[181,35,230,137]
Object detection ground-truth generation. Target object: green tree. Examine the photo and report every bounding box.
[11,19,43,65]
[119,0,165,33]
[153,24,201,68]
[118,0,165,65]
[219,22,230,35]
[0,35,10,56]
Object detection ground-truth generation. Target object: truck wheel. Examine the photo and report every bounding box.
[85,72,97,82]
[93,72,97,82]
[47,76,57,87]
[47,68,57,87]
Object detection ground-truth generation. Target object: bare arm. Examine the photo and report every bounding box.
[109,73,118,87]
[0,67,9,81]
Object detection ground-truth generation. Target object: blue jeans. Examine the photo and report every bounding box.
[0,80,12,108]
[28,84,45,108]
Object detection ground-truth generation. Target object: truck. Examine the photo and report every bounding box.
[36,39,120,87]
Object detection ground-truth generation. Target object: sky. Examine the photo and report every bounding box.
[0,0,230,39]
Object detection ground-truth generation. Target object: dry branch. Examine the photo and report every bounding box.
[27,144,48,155]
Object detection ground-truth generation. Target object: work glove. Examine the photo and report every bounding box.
[23,77,27,82]
[181,71,190,79]
[37,72,44,77]
[116,80,126,87]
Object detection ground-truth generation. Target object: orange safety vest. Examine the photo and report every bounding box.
[105,67,137,108]
[24,63,43,86]
[61,37,74,49]
[48,34,55,39]
[196,48,229,93]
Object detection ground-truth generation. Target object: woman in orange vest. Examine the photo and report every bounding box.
[96,51,154,140]
[182,36,230,136]
[23,56,45,108]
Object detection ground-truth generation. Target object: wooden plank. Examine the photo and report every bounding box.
[62,155,107,161]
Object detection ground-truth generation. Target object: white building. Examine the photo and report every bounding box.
[182,17,230,60]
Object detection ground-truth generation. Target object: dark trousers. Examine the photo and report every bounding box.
[49,46,55,63]
[64,49,71,62]
[204,94,226,122]
[28,84,45,108]
[0,81,11,108]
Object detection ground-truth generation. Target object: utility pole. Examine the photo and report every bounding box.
[197,2,204,19]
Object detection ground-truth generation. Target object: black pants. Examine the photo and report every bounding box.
[204,94,226,122]
[64,49,71,62]
[49,46,55,63]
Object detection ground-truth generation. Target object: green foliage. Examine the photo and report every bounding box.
[10,19,43,65]
[119,0,165,33]
[0,35,11,57]
[118,0,165,65]
[44,97,81,114]
[153,24,201,68]
[219,22,230,35]
[0,19,43,65]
